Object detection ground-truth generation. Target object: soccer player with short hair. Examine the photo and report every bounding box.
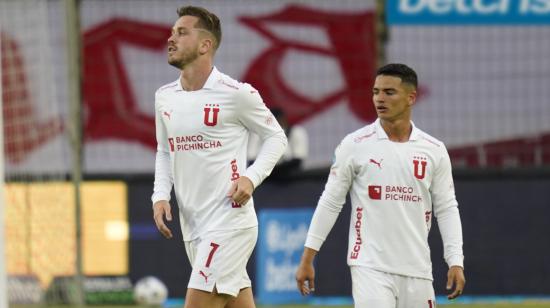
[152,6,287,308]
[296,63,465,307]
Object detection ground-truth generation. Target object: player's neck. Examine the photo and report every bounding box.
[379,117,412,142]
[179,58,213,91]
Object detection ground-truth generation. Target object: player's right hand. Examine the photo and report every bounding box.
[447,265,466,299]
[295,261,315,296]
[153,200,173,239]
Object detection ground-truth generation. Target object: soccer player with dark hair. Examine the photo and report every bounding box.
[296,63,465,307]
[152,6,287,308]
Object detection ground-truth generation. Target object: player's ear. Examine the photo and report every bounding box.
[199,37,213,55]
[408,89,417,106]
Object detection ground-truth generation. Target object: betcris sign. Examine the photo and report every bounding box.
[387,0,550,24]
[256,209,313,305]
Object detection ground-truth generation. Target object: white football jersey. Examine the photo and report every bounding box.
[305,119,463,280]
[152,67,287,241]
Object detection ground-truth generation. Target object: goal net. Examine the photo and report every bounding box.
[0,0,75,304]
[1,0,132,304]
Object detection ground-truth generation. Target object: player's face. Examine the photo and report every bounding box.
[372,75,416,122]
[167,16,204,69]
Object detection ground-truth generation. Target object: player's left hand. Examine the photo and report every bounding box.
[446,265,465,299]
[227,176,254,206]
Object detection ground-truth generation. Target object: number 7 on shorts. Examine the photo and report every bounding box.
[205,242,220,268]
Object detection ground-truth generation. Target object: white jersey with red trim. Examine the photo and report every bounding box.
[305,119,463,280]
[152,67,287,241]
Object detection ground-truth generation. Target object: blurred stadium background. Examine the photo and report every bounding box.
[1,0,549,307]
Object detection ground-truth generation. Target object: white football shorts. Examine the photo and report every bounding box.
[185,226,258,297]
[350,266,436,308]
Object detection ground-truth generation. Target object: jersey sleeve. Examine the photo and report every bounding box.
[236,85,288,188]
[247,133,262,162]
[431,145,464,268]
[151,93,173,204]
[305,137,355,251]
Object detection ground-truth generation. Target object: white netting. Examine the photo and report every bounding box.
[0,1,75,303]
[1,1,132,304]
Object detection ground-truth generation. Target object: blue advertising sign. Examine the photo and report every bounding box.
[256,208,313,305]
[387,0,550,25]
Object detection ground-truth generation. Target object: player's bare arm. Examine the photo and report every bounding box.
[153,200,173,239]
[227,176,254,206]
[296,247,318,296]
[446,265,466,299]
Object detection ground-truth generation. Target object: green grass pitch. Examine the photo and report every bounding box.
[12,303,550,308]
[265,304,549,308]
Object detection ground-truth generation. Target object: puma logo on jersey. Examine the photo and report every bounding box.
[369,158,383,169]
[199,270,212,283]
[163,110,172,120]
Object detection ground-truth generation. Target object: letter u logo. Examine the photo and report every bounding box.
[203,104,219,126]
[413,159,427,180]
